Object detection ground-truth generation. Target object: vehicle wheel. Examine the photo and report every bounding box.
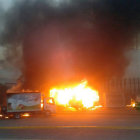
[45,110,51,116]
[14,113,21,119]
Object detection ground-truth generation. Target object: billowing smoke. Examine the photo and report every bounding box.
[1,0,140,90]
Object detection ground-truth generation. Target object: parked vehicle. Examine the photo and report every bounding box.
[1,92,56,119]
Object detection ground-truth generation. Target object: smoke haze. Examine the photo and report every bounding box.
[1,0,140,90]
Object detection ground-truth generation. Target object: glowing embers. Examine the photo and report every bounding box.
[50,80,99,109]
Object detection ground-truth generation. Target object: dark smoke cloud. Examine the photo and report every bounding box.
[1,0,140,90]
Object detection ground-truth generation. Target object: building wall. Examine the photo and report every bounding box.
[125,49,140,78]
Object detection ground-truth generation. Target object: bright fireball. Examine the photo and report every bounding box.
[50,80,99,108]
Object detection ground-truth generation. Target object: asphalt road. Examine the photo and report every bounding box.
[0,108,140,140]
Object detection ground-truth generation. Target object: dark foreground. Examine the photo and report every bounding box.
[0,108,140,140]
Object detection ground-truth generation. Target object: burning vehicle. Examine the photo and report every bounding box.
[50,80,100,111]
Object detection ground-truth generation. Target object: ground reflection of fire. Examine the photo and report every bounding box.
[50,80,99,109]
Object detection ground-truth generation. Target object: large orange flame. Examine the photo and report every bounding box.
[50,80,99,108]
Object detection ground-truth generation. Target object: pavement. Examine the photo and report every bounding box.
[0,108,140,140]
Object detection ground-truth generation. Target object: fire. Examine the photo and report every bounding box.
[22,113,30,117]
[50,81,99,108]
[41,99,44,108]
[132,103,136,107]
[130,99,136,108]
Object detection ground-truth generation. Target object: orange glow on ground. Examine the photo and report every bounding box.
[50,80,99,109]
[22,113,30,117]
